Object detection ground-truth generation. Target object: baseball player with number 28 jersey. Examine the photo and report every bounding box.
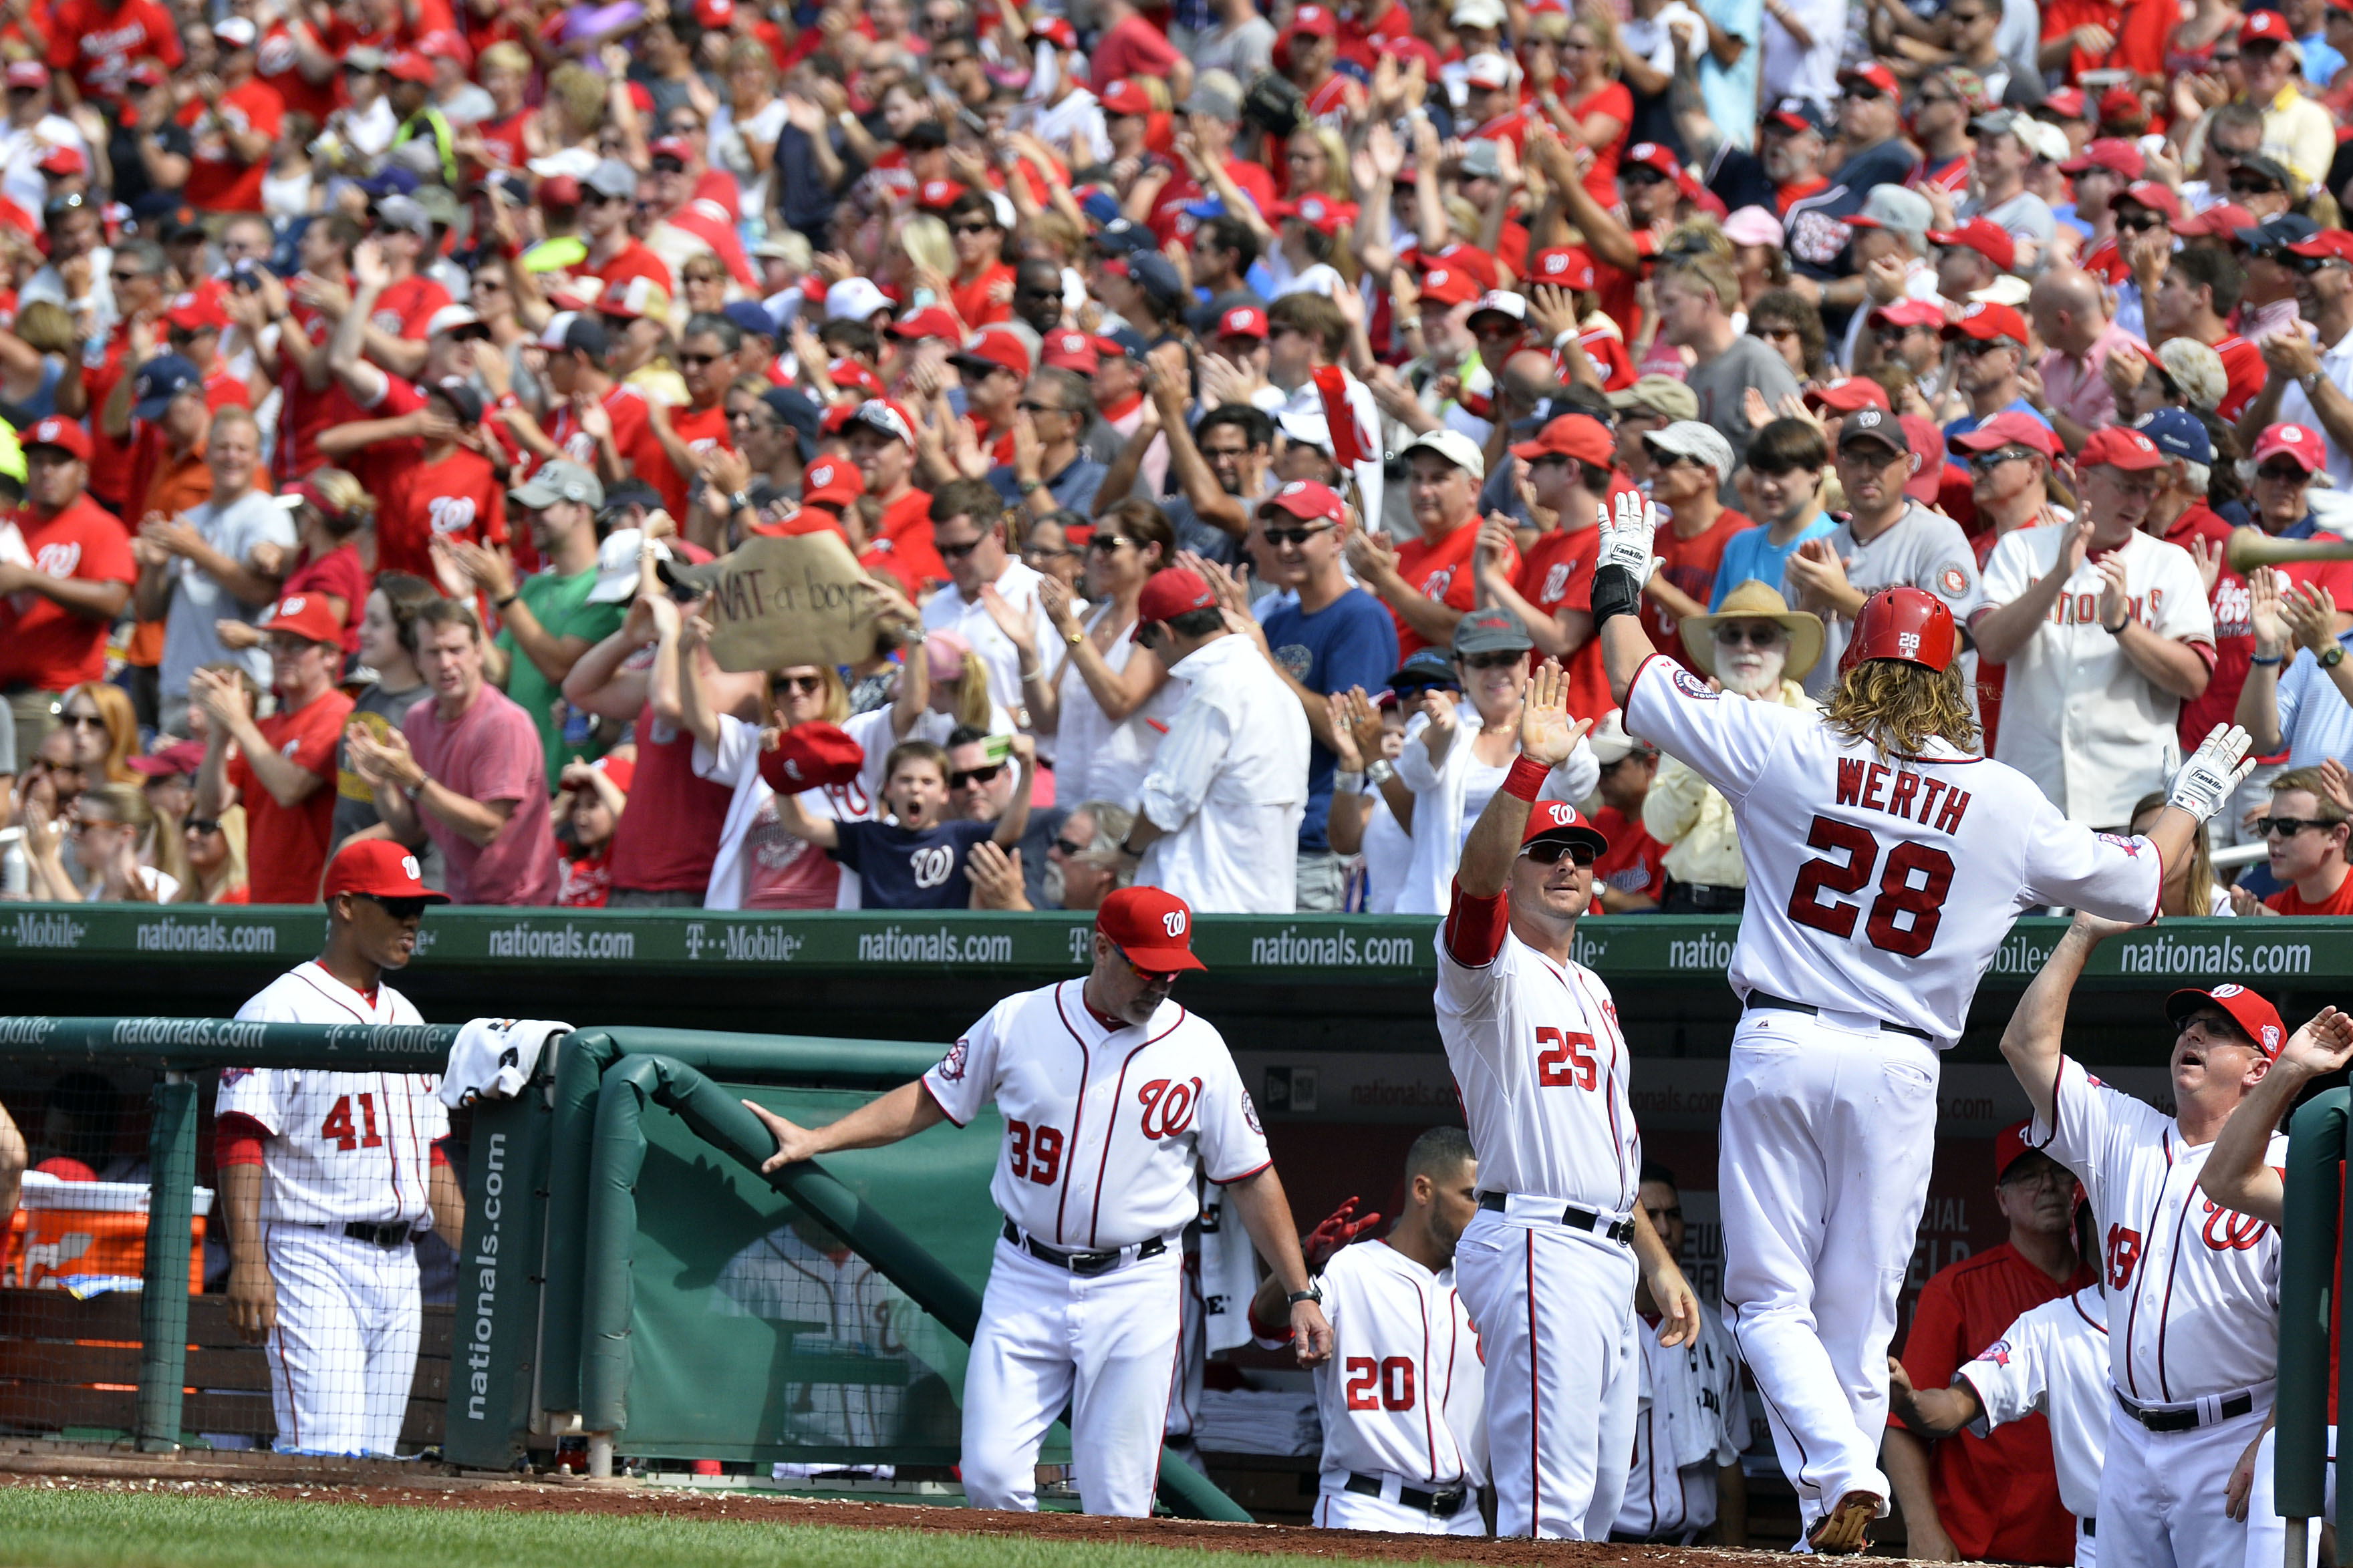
[742,887,1331,1519]
[217,842,461,1458]
[1588,491,2253,1551]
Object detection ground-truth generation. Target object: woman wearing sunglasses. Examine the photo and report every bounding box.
[22,782,179,903]
[1645,583,1824,915]
[1391,608,1601,916]
[174,808,252,905]
[987,500,1180,812]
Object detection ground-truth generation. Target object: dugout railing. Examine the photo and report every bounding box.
[2276,1086,2352,1568]
[0,1016,1248,1522]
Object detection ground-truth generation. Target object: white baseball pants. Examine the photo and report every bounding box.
[263,1224,422,1457]
[2243,1423,2332,1568]
[1716,1011,1941,1536]
[1451,1202,1639,1539]
[2098,1396,2263,1568]
[958,1235,1182,1517]
[1314,1475,1488,1535]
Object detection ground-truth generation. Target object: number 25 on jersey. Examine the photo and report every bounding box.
[1536,1026,1599,1090]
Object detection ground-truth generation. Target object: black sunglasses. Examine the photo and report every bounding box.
[1457,650,1525,669]
[679,351,724,366]
[937,538,987,559]
[1089,534,1138,553]
[358,893,432,921]
[1523,840,1598,866]
[186,818,223,834]
[2257,462,2315,482]
[2115,212,2167,233]
[1969,446,2038,470]
[2257,815,2338,837]
[949,764,1004,789]
[1262,524,1333,546]
[2229,174,2283,195]
[1053,835,1090,856]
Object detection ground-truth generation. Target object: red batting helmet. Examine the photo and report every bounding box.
[1839,587,1957,675]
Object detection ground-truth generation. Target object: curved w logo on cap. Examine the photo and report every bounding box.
[1162,911,1188,937]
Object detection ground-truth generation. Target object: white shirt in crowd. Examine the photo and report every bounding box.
[922,557,1055,720]
[1053,603,1186,812]
[2275,325,2353,494]
[1979,524,2214,828]
[1135,631,1311,914]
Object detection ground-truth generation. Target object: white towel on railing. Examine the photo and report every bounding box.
[439,1018,572,1108]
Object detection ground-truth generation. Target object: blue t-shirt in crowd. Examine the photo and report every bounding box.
[1260,587,1400,852]
[829,818,998,909]
[1945,400,2052,442]
[1709,512,1837,609]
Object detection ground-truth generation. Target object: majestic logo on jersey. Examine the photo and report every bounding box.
[1137,1076,1203,1139]
[1670,668,1718,701]
[2097,832,2144,857]
[937,1040,968,1082]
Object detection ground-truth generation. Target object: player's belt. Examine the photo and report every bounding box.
[1476,1191,1635,1244]
[1344,1472,1467,1516]
[1744,991,1934,1042]
[2114,1386,2258,1432]
[1000,1220,1168,1275]
[341,1221,422,1249]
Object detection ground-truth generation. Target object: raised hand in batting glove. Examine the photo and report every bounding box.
[1596,486,1661,582]
[2168,724,2258,823]
[1300,1196,1384,1271]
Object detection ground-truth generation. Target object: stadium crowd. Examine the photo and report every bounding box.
[0,0,2350,918]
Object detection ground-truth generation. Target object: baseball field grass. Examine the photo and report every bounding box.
[0,1488,1370,1568]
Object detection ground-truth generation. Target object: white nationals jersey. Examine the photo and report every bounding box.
[224,963,446,1227]
[2038,1058,2284,1402]
[711,1220,948,1450]
[1958,1285,2110,1519]
[1617,1307,1744,1539]
[1623,654,2163,1043]
[1312,1238,1486,1491]
[1435,891,1639,1212]
[922,981,1269,1251]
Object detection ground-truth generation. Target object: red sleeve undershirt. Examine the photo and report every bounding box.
[1442,879,1511,967]
[214,1112,269,1168]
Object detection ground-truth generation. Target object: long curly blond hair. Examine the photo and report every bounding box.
[1824,659,1980,759]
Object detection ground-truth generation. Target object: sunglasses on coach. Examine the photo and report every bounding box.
[1522,840,1597,867]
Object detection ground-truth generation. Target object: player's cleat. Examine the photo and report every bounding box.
[1806,1491,1880,1555]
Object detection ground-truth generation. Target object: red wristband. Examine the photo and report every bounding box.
[1503,754,1552,802]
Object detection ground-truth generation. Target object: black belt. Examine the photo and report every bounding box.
[2084,1517,2096,1538]
[1664,881,1747,913]
[341,1221,420,1249]
[1002,1220,1167,1275]
[1745,991,1933,1042]
[1345,1471,1467,1516]
[2115,1388,2256,1432]
[1477,1191,1634,1245]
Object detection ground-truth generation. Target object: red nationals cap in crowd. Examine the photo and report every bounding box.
[1096,886,1207,973]
[1041,329,1101,372]
[2255,423,2327,472]
[25,415,90,461]
[1417,265,1482,305]
[1803,378,1892,415]
[1942,300,2028,343]
[261,593,345,645]
[1949,411,2062,459]
[1258,480,1345,524]
[1529,246,1597,291]
[2078,426,2167,471]
[1927,218,2018,273]
[1217,305,1269,340]
[1511,413,1615,466]
[1137,567,1219,625]
[800,457,865,510]
[759,722,865,794]
[323,840,450,904]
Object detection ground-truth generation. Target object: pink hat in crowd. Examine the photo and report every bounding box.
[925,628,976,681]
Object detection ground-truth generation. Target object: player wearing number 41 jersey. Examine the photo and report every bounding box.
[1589,492,2257,1552]
[743,887,1333,1519]
[219,842,464,1458]
[2002,919,2353,1568]
[1433,660,1701,1541]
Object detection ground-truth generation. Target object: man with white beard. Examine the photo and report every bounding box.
[1640,583,1826,915]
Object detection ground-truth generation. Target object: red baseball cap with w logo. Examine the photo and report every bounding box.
[2167,983,2287,1058]
[1522,799,1609,855]
[1097,885,1206,972]
[322,840,450,904]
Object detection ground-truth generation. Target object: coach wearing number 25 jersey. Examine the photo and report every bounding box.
[219,840,466,1458]
[744,887,1333,1519]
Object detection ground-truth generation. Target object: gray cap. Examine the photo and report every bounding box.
[1643,420,1738,486]
[1182,71,1242,121]
[374,194,432,237]
[1459,140,1504,180]
[410,182,464,229]
[1451,607,1534,657]
[1850,185,1934,252]
[511,458,605,510]
[585,158,639,200]
[1609,373,1699,422]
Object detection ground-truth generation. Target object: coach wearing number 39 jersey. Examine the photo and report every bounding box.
[219,840,466,1458]
[743,886,1332,1519]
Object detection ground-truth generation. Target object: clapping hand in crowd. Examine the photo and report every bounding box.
[966,842,1030,911]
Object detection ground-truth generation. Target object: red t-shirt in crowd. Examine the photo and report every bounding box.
[556,846,613,907]
[868,484,947,591]
[1091,15,1183,85]
[229,686,354,905]
[400,684,561,905]
[0,495,135,691]
[178,79,286,214]
[1391,517,1518,659]
[1587,800,1668,909]
[2268,874,2353,915]
[257,23,337,122]
[1645,510,1755,653]
[576,239,674,302]
[545,382,670,502]
[949,261,1017,332]
[1565,82,1633,204]
[2165,502,2254,754]
[1901,1242,2096,1565]
[1516,520,1611,724]
[82,323,140,509]
[376,445,509,582]
[279,540,370,654]
[650,401,732,522]
[47,0,183,100]
[370,275,454,341]
[2041,0,2174,82]
[2211,334,2265,422]
[604,697,735,894]
[277,293,366,480]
